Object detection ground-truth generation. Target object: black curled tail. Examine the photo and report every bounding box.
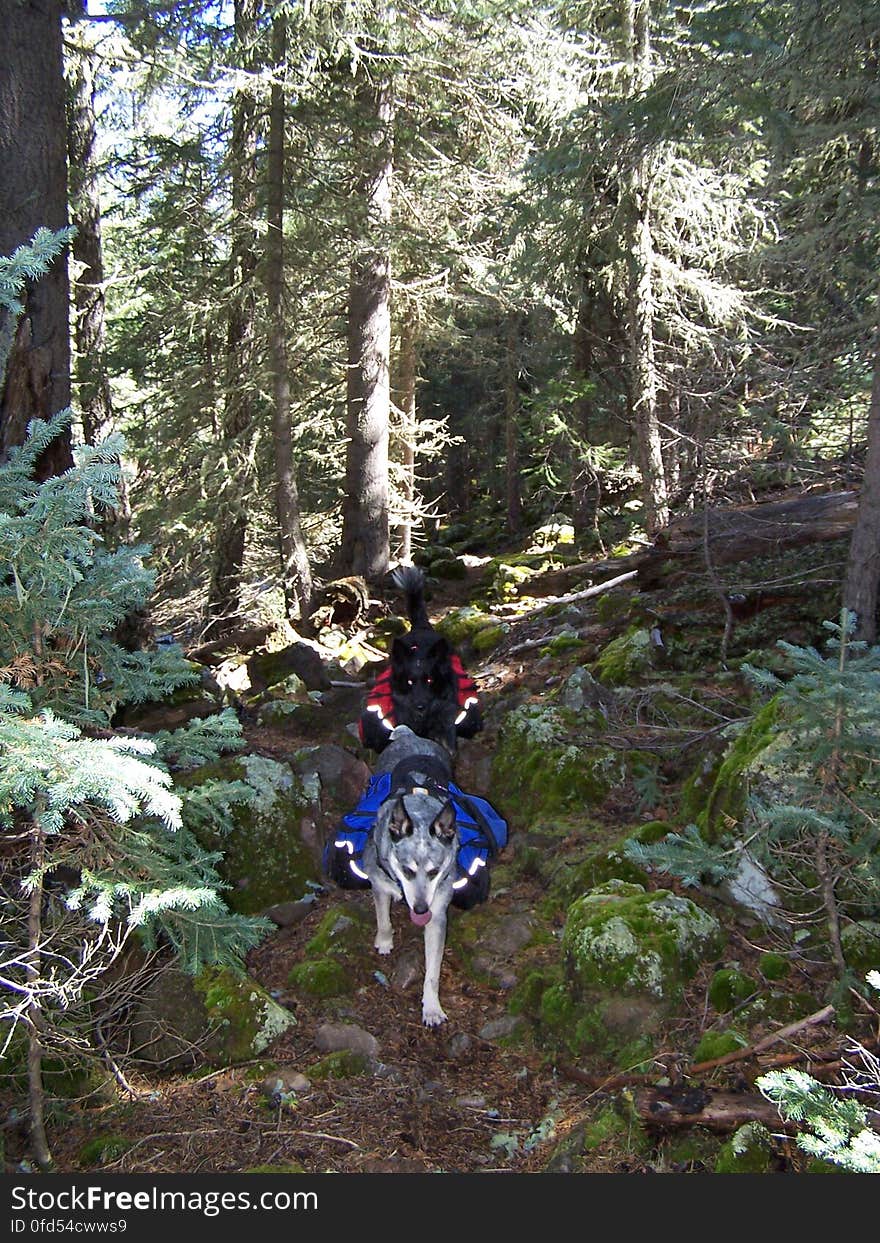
[390,564,431,630]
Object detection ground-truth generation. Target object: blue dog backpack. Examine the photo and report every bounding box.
[323,772,507,910]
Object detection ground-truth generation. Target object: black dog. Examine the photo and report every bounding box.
[358,566,482,755]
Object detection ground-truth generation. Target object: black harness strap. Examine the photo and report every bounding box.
[389,754,453,802]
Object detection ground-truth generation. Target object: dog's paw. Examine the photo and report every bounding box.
[422,1004,447,1027]
[374,936,394,955]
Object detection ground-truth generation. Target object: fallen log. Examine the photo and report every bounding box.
[636,490,857,590]
[307,577,371,634]
[632,1085,795,1134]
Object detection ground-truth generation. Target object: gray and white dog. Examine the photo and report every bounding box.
[361,725,460,1026]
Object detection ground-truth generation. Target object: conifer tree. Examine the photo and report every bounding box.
[0,235,269,1168]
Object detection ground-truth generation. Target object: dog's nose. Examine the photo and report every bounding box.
[413,900,429,915]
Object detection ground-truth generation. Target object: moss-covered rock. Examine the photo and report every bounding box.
[287,958,351,997]
[708,968,758,1012]
[714,1122,774,1173]
[552,837,653,905]
[491,703,626,820]
[180,754,317,914]
[437,605,506,652]
[491,561,539,601]
[541,631,586,658]
[430,555,468,581]
[193,968,297,1060]
[130,966,296,1070]
[692,696,781,841]
[594,627,653,686]
[307,1049,369,1080]
[557,880,723,1056]
[564,881,724,998]
[473,624,508,653]
[304,906,371,959]
[758,952,791,982]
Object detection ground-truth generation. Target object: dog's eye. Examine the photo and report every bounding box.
[407,679,414,687]
[425,866,438,878]
[404,865,418,878]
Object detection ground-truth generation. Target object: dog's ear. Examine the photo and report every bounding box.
[391,635,416,663]
[430,801,457,841]
[425,635,451,665]
[388,798,414,841]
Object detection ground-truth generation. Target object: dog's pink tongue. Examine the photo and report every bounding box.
[410,909,432,926]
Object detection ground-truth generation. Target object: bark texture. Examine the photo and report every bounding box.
[0,0,73,478]
[843,338,880,642]
[338,75,393,581]
[266,12,312,620]
[205,0,260,636]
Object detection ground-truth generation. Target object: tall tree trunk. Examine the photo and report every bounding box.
[623,0,668,537]
[0,0,73,479]
[572,267,602,546]
[395,309,417,562]
[205,0,260,636]
[338,75,393,581]
[66,12,130,541]
[266,11,312,620]
[843,336,880,642]
[505,313,523,534]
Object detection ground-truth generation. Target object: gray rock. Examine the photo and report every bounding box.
[390,946,423,992]
[491,912,535,958]
[445,1032,473,1059]
[261,1068,312,1102]
[455,1095,487,1110]
[314,1022,379,1060]
[266,897,316,928]
[478,1014,524,1042]
[295,744,371,807]
[562,666,615,715]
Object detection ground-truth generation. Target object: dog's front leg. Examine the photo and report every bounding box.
[373,886,394,955]
[421,913,448,1026]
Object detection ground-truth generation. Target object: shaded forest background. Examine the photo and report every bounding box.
[5,0,880,637]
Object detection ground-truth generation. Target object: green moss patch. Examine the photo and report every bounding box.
[179,754,317,914]
[79,1136,134,1167]
[708,968,758,1012]
[693,1028,748,1063]
[287,958,351,997]
[491,703,626,821]
[758,952,790,982]
[593,627,653,686]
[693,697,781,841]
[193,967,297,1061]
[307,1050,369,1080]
